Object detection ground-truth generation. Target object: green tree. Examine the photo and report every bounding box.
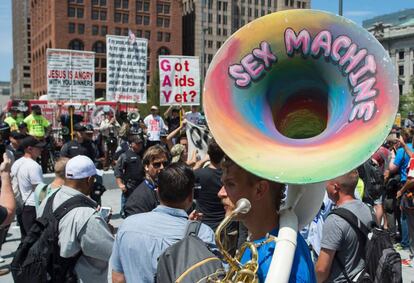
[398,92,414,119]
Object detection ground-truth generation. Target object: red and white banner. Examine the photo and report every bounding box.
[46,49,95,102]
[159,56,200,106]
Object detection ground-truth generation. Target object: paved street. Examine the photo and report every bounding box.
[0,187,412,282]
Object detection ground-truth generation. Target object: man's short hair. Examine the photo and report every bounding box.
[222,155,286,210]
[143,145,169,165]
[157,163,195,204]
[207,139,224,164]
[129,135,143,145]
[333,169,359,195]
[54,157,70,179]
[402,128,414,143]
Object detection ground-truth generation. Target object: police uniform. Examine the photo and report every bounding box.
[114,149,144,197]
[60,140,98,161]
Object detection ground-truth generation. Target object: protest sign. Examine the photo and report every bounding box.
[185,121,210,161]
[106,35,147,103]
[47,49,95,101]
[159,56,200,106]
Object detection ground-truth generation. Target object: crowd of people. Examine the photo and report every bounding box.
[0,102,410,282]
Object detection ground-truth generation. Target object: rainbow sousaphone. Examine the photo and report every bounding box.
[203,10,398,283]
[204,9,398,184]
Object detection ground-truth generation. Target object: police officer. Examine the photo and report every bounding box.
[114,135,145,217]
[60,124,99,162]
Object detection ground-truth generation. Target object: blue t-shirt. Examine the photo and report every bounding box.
[240,228,316,283]
[393,143,413,183]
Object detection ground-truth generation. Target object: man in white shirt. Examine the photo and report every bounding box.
[185,105,202,125]
[143,105,166,147]
[11,136,45,238]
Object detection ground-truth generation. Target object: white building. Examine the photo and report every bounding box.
[363,9,414,95]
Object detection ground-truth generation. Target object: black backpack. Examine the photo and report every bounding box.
[359,159,384,203]
[155,221,225,283]
[11,191,97,283]
[330,208,402,283]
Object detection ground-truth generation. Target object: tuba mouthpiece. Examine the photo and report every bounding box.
[235,198,251,215]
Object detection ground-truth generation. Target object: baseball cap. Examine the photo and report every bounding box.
[74,124,86,132]
[84,124,94,133]
[65,155,99,179]
[171,144,185,163]
[151,105,159,111]
[19,136,46,149]
[10,131,26,140]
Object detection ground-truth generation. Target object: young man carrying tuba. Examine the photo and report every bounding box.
[218,156,316,282]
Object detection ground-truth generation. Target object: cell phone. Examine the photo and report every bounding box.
[99,206,111,222]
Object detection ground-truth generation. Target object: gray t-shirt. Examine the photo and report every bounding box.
[38,186,114,283]
[321,200,373,283]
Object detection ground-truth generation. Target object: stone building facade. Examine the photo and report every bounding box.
[30,0,182,99]
[364,9,414,95]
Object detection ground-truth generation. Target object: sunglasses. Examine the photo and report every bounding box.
[152,161,169,169]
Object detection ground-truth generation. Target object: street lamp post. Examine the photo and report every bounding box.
[339,0,343,16]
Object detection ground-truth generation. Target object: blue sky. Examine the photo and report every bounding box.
[0,0,413,82]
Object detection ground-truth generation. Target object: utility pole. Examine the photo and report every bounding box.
[339,0,343,16]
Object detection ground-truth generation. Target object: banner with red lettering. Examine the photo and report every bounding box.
[159,56,200,106]
[47,49,95,102]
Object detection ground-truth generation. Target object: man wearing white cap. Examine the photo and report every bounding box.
[37,155,114,283]
[144,105,167,147]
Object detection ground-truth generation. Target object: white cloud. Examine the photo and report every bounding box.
[344,10,375,17]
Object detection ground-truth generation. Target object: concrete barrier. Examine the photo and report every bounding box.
[43,170,118,190]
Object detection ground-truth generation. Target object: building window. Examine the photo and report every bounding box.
[101,73,106,82]
[77,8,84,18]
[302,2,306,8]
[208,0,212,9]
[399,51,404,60]
[158,47,170,55]
[255,9,258,17]
[101,26,107,35]
[399,65,404,76]
[78,23,85,34]
[157,31,163,41]
[223,2,227,11]
[115,0,121,8]
[144,30,151,39]
[136,30,142,37]
[157,3,170,14]
[115,12,121,22]
[208,13,212,23]
[115,27,122,35]
[92,0,98,5]
[223,28,227,36]
[93,41,106,53]
[399,84,403,95]
[101,11,107,20]
[164,32,170,42]
[92,25,99,35]
[217,41,221,48]
[207,40,213,48]
[92,10,99,20]
[143,1,150,11]
[248,8,252,17]
[143,16,150,25]
[122,0,129,8]
[123,28,128,35]
[285,0,289,5]
[123,13,129,23]
[95,73,100,82]
[136,15,142,24]
[268,0,271,6]
[101,58,106,68]
[69,23,76,33]
[68,39,84,50]
[223,15,227,25]
[157,17,163,27]
[218,1,221,10]
[290,0,294,6]
[68,7,76,17]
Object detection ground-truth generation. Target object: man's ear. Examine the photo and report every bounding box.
[254,180,269,200]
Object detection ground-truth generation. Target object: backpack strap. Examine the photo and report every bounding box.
[328,208,371,283]
[185,221,202,237]
[53,194,97,221]
[329,208,370,238]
